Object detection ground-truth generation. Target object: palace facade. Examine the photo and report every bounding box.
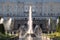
[0,0,60,35]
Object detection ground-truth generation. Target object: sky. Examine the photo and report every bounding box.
[0,0,60,2]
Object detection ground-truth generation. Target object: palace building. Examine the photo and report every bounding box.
[0,0,60,35]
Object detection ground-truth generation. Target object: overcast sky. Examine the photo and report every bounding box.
[0,0,60,2]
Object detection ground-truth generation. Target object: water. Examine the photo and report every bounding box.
[17,5,52,40]
[19,6,33,40]
[26,5,33,40]
[57,18,59,25]
[48,18,50,26]
[19,6,51,40]
[19,6,33,39]
[27,35,33,40]
[0,18,4,24]
[4,18,12,30]
[27,6,33,34]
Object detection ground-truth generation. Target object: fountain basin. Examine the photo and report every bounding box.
[26,34,36,37]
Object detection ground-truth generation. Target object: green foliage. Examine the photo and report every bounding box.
[0,22,17,40]
[0,24,5,34]
[50,18,54,32]
[54,36,60,40]
[0,33,16,40]
[57,16,60,32]
[50,18,53,29]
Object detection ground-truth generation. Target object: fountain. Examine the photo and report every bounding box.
[27,6,33,34]
[47,18,50,33]
[26,5,33,40]
[3,18,12,35]
[57,18,59,25]
[0,17,5,34]
[4,18,12,31]
[0,18,4,24]
[19,6,36,40]
[48,18,50,26]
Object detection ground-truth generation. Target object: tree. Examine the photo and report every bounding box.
[0,24,5,34]
[56,16,60,32]
[50,18,54,33]
[0,17,5,34]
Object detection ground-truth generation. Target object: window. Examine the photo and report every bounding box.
[33,18,35,20]
[57,13,60,16]
[40,13,42,16]
[24,5,29,13]
[32,6,36,13]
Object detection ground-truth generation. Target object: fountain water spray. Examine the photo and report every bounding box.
[47,18,50,34]
[19,6,34,40]
[4,18,12,30]
[48,18,50,26]
[27,6,33,40]
[0,18,4,24]
[27,6,33,34]
[57,18,59,25]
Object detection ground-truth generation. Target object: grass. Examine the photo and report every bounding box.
[44,32,60,40]
[0,32,18,40]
